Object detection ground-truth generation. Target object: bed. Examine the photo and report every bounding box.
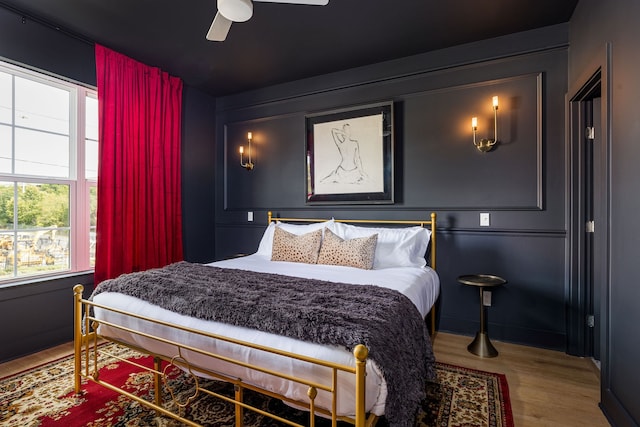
[73,212,439,427]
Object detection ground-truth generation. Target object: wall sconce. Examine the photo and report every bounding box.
[472,96,499,152]
[239,131,254,170]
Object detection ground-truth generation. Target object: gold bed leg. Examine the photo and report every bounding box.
[154,357,162,407]
[73,285,84,394]
[430,308,436,337]
[307,387,317,427]
[234,384,244,427]
[430,212,436,270]
[430,212,437,337]
[353,344,368,427]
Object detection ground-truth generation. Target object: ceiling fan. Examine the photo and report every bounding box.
[206,0,329,42]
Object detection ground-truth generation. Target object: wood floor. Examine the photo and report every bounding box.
[432,332,610,427]
[0,332,610,426]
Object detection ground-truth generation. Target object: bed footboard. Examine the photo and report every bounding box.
[73,285,376,427]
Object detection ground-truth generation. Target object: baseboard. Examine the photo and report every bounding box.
[438,315,566,352]
[601,388,640,427]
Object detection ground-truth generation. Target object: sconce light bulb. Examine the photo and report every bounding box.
[472,96,500,152]
[240,131,255,170]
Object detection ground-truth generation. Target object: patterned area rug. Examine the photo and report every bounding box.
[0,343,513,427]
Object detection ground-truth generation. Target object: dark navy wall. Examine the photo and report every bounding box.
[213,25,571,351]
[181,86,217,264]
[0,6,95,86]
[0,6,217,362]
[570,1,640,426]
[0,274,95,361]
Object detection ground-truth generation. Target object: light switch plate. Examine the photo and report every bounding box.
[247,211,253,222]
[480,212,490,227]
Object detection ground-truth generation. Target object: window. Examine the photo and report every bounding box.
[0,60,97,282]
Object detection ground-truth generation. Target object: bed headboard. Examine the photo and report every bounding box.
[267,211,437,270]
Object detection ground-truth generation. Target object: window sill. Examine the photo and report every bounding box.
[0,270,94,290]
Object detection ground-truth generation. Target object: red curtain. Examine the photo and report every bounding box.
[94,44,183,284]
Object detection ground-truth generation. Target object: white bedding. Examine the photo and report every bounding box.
[93,254,440,418]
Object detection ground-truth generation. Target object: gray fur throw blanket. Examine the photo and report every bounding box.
[92,261,436,427]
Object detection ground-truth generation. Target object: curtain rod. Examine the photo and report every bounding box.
[0,1,94,46]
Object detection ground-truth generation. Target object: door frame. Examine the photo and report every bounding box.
[566,44,611,370]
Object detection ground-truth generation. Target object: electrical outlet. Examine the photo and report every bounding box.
[483,290,492,306]
[480,212,490,227]
[247,211,253,222]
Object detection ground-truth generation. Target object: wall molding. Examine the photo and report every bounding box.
[221,72,544,212]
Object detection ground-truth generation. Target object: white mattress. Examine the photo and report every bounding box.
[93,254,440,418]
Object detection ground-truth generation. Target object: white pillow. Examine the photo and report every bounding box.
[329,222,431,269]
[256,219,334,256]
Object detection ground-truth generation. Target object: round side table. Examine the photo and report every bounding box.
[457,274,507,358]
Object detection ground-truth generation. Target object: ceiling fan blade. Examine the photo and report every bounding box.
[206,12,233,41]
[253,0,329,5]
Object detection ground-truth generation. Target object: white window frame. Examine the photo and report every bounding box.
[0,59,97,285]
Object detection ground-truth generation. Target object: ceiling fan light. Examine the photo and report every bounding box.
[218,0,253,22]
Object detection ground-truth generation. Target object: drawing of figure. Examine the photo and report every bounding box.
[321,123,368,184]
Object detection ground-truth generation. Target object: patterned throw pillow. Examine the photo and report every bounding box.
[317,228,378,269]
[271,226,323,264]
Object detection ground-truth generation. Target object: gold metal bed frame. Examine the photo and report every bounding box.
[73,212,437,427]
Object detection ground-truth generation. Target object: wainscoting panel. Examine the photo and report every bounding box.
[436,230,567,349]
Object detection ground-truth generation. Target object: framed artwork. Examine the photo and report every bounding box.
[305,101,394,204]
